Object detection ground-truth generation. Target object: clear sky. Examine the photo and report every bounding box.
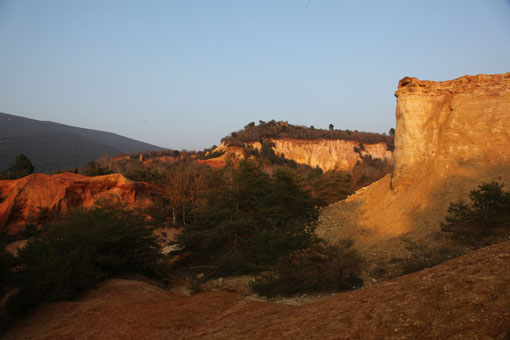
[1,1,509,150]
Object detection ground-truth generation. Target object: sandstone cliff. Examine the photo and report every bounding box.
[0,173,162,233]
[214,138,393,172]
[318,73,510,257]
[393,73,510,188]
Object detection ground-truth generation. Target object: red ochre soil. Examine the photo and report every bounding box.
[4,241,510,340]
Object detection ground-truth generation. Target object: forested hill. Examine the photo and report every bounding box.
[0,112,164,173]
[221,120,394,150]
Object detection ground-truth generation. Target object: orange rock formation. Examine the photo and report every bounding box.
[393,73,510,188]
[0,173,162,233]
[214,138,393,172]
[318,73,510,253]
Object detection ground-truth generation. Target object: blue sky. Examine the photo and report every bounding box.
[1,0,509,150]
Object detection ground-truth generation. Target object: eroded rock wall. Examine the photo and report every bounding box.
[0,173,162,232]
[393,73,510,188]
[215,139,393,172]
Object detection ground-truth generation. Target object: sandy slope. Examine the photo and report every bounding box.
[4,241,510,340]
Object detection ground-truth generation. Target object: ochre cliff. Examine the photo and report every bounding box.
[0,173,162,232]
[318,73,510,256]
[392,73,510,188]
[215,138,393,172]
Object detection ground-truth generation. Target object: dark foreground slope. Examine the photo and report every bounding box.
[4,241,510,340]
[0,112,164,173]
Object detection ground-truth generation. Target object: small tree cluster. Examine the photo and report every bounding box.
[79,161,112,176]
[441,182,510,247]
[221,120,394,150]
[5,203,167,316]
[0,154,34,180]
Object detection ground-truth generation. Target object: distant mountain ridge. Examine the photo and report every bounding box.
[0,112,165,173]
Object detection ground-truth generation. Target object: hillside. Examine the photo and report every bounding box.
[0,112,164,173]
[317,73,510,262]
[4,241,510,339]
[221,120,394,149]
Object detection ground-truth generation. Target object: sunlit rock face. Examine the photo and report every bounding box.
[216,139,393,172]
[253,139,392,172]
[317,73,510,247]
[392,73,510,188]
[0,173,162,232]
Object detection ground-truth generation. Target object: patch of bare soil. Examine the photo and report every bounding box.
[4,241,510,340]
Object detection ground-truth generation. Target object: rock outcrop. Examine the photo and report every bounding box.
[318,73,510,256]
[393,73,510,188]
[214,138,393,172]
[0,173,162,233]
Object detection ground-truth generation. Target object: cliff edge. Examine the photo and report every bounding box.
[318,73,510,257]
[213,138,393,172]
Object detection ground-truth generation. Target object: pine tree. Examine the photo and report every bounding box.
[7,154,34,179]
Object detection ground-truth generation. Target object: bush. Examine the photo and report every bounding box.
[441,182,510,247]
[250,240,363,298]
[6,203,167,315]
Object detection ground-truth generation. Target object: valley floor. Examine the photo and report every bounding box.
[4,241,510,340]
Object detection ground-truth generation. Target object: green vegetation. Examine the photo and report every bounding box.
[5,203,166,316]
[177,161,320,276]
[250,240,363,298]
[107,142,358,225]
[79,160,113,176]
[0,154,34,180]
[441,182,510,247]
[221,120,394,150]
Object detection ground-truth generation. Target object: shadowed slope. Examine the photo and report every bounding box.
[4,241,510,339]
[0,112,164,173]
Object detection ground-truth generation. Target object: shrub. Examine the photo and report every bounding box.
[441,182,510,247]
[6,203,167,315]
[250,240,363,298]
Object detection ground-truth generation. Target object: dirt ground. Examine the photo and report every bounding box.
[3,241,510,340]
